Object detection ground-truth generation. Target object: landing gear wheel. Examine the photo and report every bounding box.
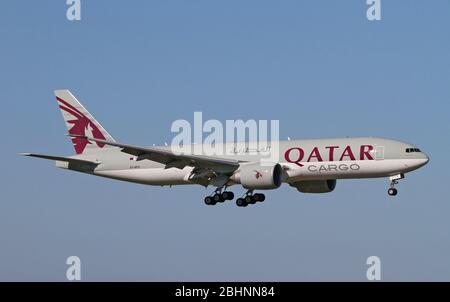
[245,195,255,204]
[204,196,215,205]
[236,198,247,207]
[253,193,265,202]
[222,191,234,200]
[213,193,224,203]
[388,188,398,196]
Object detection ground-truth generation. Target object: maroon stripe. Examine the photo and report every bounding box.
[56,96,87,119]
[59,105,83,120]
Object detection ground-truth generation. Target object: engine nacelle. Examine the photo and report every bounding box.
[291,180,337,193]
[232,162,283,190]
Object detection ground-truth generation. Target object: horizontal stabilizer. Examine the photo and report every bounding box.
[20,153,100,166]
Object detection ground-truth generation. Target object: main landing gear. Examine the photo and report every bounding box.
[388,174,404,196]
[236,190,266,208]
[204,188,235,206]
[204,188,266,207]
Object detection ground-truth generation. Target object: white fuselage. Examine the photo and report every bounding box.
[61,137,429,187]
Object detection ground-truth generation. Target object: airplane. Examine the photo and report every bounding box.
[21,90,429,207]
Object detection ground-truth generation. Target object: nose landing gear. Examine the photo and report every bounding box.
[388,174,404,196]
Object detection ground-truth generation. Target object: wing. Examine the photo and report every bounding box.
[70,135,240,175]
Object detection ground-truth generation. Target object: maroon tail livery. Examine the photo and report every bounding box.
[55,90,115,154]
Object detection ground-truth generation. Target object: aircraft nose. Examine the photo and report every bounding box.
[417,152,430,168]
[424,154,430,165]
[408,157,429,170]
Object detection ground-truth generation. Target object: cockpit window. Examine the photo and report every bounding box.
[406,148,421,153]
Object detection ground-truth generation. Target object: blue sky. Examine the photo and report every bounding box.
[1,0,449,281]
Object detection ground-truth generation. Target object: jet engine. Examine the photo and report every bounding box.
[291,180,337,193]
[232,162,283,190]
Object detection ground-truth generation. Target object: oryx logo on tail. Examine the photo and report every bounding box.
[55,90,115,154]
[57,97,106,154]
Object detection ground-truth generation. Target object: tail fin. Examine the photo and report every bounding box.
[54,90,116,155]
